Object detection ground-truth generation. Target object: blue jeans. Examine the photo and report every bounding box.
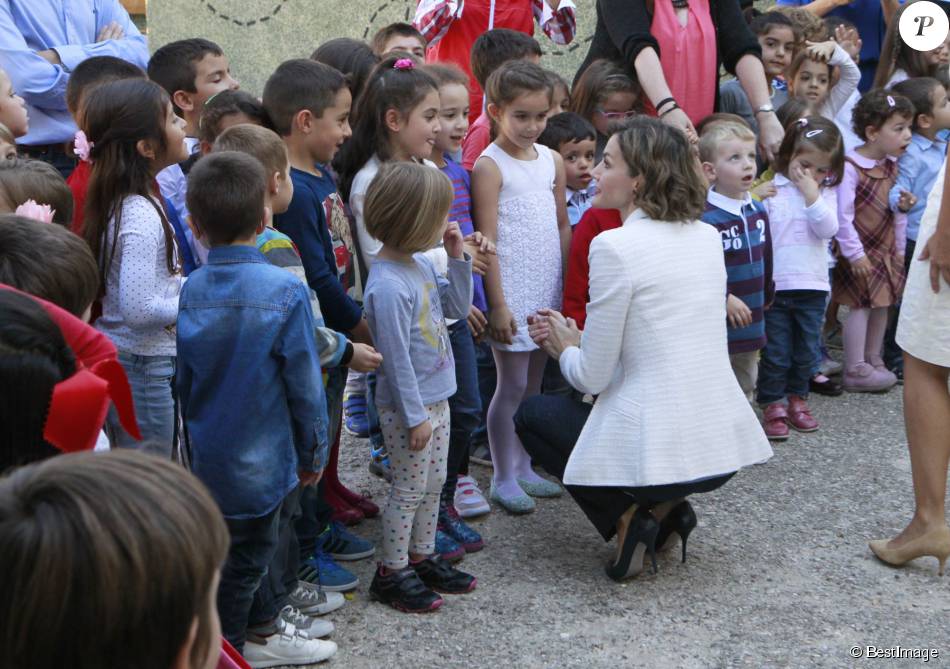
[109,352,176,455]
[444,320,482,501]
[757,291,827,405]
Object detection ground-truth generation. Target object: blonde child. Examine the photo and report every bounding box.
[363,161,476,613]
[757,116,843,440]
[472,59,571,513]
[835,89,914,393]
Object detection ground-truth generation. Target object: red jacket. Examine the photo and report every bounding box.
[563,208,622,330]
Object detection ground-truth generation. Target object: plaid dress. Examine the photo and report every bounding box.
[833,157,906,308]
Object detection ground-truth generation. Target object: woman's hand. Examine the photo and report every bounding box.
[348,343,382,372]
[488,305,517,344]
[660,106,698,145]
[409,420,433,451]
[529,309,580,359]
[466,305,488,339]
[443,220,465,259]
[463,232,496,276]
[919,227,950,292]
[757,112,785,163]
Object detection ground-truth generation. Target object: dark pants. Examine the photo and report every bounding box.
[366,371,384,450]
[18,143,77,179]
[443,320,481,502]
[883,238,916,371]
[470,339,497,448]
[251,486,302,631]
[757,290,827,404]
[219,495,285,652]
[514,395,734,541]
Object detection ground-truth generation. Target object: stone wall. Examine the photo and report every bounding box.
[147,0,598,96]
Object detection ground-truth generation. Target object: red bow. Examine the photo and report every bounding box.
[43,358,141,453]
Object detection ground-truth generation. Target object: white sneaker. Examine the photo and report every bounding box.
[243,622,337,667]
[819,356,843,376]
[455,475,491,518]
[288,581,346,616]
[280,605,334,639]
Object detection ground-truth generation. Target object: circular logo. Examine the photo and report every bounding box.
[898,1,950,52]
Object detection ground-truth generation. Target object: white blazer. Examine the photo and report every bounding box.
[560,209,773,487]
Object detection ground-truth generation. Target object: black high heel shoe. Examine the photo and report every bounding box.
[605,506,659,582]
[655,500,697,563]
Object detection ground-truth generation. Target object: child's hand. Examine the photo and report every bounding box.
[834,24,862,63]
[897,190,917,213]
[409,420,433,451]
[464,232,496,276]
[467,305,488,339]
[349,343,382,372]
[726,294,753,329]
[752,180,777,200]
[488,305,517,344]
[298,468,324,487]
[789,163,820,203]
[850,255,873,281]
[443,220,465,259]
[805,40,836,63]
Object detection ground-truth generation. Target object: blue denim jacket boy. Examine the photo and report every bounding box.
[177,245,329,519]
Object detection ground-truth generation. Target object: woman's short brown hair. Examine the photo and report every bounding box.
[0,158,74,226]
[365,162,454,254]
[615,117,707,222]
[0,450,229,669]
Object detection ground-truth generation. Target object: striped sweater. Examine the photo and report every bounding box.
[701,189,773,354]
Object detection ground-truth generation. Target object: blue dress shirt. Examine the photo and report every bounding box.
[889,133,948,242]
[0,0,149,145]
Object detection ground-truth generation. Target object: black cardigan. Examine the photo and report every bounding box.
[575,0,763,112]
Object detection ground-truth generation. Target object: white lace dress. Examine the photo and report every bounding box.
[479,143,562,351]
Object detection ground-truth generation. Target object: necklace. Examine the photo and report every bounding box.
[672,0,689,9]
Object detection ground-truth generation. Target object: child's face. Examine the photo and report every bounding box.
[490,89,550,151]
[560,138,596,191]
[0,139,15,160]
[435,83,470,155]
[381,35,427,60]
[199,112,263,155]
[928,41,949,67]
[548,84,570,119]
[390,88,442,161]
[705,138,757,198]
[931,84,950,131]
[592,91,638,135]
[759,26,796,79]
[0,70,28,138]
[159,102,189,168]
[868,113,912,157]
[788,145,834,184]
[591,135,638,211]
[272,164,295,215]
[186,53,239,123]
[791,59,830,105]
[307,87,353,164]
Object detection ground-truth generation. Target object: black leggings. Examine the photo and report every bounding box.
[514,394,734,541]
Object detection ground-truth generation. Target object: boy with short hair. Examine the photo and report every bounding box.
[461,29,543,170]
[264,59,376,593]
[538,112,597,227]
[178,151,337,666]
[372,22,427,59]
[699,122,774,401]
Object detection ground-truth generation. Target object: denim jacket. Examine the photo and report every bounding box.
[177,245,329,519]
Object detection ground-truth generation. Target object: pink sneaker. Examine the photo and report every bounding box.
[787,395,818,432]
[762,402,789,441]
[843,362,897,393]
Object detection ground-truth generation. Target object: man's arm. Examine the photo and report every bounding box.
[49,0,149,72]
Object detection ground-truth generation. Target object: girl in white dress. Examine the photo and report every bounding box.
[472,60,571,513]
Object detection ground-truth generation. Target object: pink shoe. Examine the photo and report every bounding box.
[843,362,897,393]
[787,395,819,432]
[762,402,789,441]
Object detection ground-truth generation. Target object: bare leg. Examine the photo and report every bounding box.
[887,353,950,547]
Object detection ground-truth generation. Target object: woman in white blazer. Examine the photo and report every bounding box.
[515,118,772,581]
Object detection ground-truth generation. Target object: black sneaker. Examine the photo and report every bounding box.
[411,555,477,594]
[369,566,443,613]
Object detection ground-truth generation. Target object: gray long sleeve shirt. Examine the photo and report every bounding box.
[364,253,473,427]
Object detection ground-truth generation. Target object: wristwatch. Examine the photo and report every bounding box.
[754,104,776,116]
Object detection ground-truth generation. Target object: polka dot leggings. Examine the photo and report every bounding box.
[379,400,450,570]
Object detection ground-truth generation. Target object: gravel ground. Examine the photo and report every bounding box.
[290,383,950,669]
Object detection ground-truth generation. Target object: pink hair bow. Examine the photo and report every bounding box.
[14,199,55,224]
[73,130,93,162]
[393,58,415,70]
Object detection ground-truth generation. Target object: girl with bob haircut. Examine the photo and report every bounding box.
[362,161,478,613]
[0,449,229,669]
[514,117,772,582]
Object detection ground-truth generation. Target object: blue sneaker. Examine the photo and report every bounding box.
[317,521,375,561]
[343,393,369,438]
[439,504,484,553]
[435,529,465,563]
[298,550,359,592]
[369,442,392,482]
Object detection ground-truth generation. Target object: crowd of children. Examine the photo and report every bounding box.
[1,4,949,668]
